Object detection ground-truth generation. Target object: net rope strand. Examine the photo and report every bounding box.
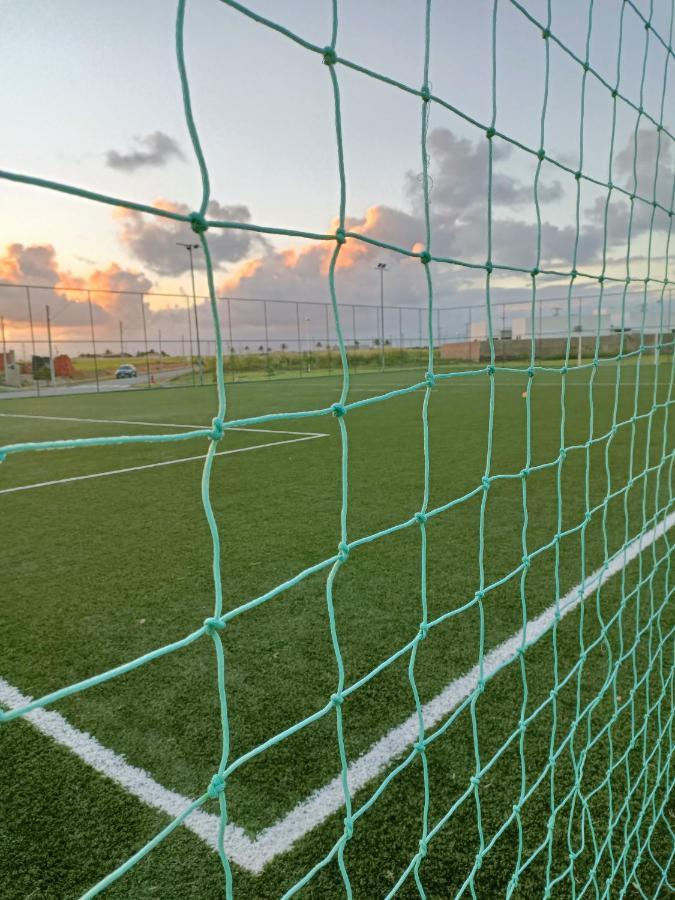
[0,0,674,897]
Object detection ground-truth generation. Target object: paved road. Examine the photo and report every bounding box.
[0,367,195,401]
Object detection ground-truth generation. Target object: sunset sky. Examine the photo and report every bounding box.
[1,0,673,346]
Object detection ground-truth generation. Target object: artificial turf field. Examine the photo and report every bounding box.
[1,359,674,899]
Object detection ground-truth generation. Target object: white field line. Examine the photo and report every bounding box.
[0,435,325,495]
[242,508,675,870]
[0,677,247,864]
[0,411,327,438]
[1,510,672,875]
[325,381,668,391]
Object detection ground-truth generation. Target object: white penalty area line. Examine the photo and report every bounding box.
[0,434,326,495]
[0,411,325,438]
[1,510,673,875]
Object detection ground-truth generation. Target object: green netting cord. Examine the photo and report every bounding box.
[0,0,674,897]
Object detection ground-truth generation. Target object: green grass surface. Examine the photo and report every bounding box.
[1,358,673,898]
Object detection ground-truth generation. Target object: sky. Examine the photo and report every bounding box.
[0,0,674,348]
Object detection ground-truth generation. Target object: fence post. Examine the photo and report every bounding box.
[45,305,56,386]
[325,304,331,373]
[227,298,235,382]
[87,291,100,392]
[1,315,6,386]
[296,302,303,378]
[25,287,39,397]
[501,304,506,361]
[380,289,385,371]
[352,304,357,374]
[263,300,271,377]
[139,293,151,384]
[186,296,195,385]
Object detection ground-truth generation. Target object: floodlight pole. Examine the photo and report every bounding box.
[177,242,203,385]
[376,262,387,370]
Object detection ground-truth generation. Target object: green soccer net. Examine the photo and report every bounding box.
[1,0,674,897]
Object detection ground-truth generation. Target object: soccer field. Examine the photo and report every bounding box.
[1,359,673,898]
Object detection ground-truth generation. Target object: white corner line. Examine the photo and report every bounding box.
[0,435,326,495]
[2,510,672,875]
[0,412,327,439]
[0,677,248,865]
[240,508,675,871]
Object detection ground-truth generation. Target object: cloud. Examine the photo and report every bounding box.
[86,264,152,309]
[106,131,185,173]
[614,128,674,206]
[0,242,63,288]
[3,128,671,348]
[0,243,88,327]
[406,129,563,218]
[116,198,267,276]
[218,126,672,312]
[0,243,154,338]
[0,244,221,349]
[217,127,593,308]
[584,129,675,271]
[407,128,589,268]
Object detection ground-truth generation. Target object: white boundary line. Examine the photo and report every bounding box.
[1,510,672,874]
[0,677,247,863]
[240,508,675,870]
[301,381,668,391]
[0,435,326,495]
[0,412,326,438]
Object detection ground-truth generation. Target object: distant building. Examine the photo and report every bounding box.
[0,350,15,372]
[469,313,613,341]
[1,350,21,386]
[54,354,75,377]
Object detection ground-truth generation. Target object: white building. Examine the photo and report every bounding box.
[470,312,623,341]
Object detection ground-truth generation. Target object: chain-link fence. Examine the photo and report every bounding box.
[0,282,672,393]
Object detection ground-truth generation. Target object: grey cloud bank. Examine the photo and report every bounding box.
[106,131,185,173]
